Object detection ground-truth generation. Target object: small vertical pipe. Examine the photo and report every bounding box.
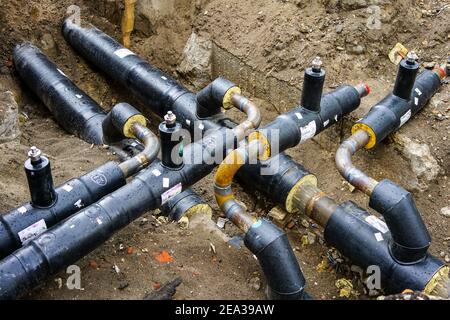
[159,111,183,169]
[24,147,57,208]
[300,56,326,112]
[393,51,419,100]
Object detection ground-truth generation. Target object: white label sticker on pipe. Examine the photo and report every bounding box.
[163,177,170,188]
[295,112,303,120]
[18,206,27,214]
[18,219,47,245]
[415,88,422,96]
[365,215,389,234]
[399,109,412,127]
[323,119,330,127]
[62,184,73,192]
[114,48,135,59]
[300,120,316,143]
[74,199,84,208]
[161,183,182,204]
[374,232,384,242]
[152,169,162,177]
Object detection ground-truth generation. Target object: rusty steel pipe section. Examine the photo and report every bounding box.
[335,129,378,196]
[229,93,262,142]
[118,122,160,177]
[291,181,338,228]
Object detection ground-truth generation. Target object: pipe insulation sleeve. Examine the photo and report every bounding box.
[369,179,431,264]
[160,188,212,221]
[353,69,443,149]
[0,161,126,259]
[263,85,364,153]
[13,43,105,144]
[324,201,444,294]
[244,219,307,300]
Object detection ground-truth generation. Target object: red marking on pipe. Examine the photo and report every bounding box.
[436,67,447,80]
[365,83,372,96]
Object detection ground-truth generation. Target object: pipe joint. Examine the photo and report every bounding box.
[369,179,431,264]
[335,130,378,195]
[244,219,307,300]
[196,77,241,118]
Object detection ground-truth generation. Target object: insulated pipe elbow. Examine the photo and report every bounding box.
[324,202,446,295]
[244,219,307,300]
[196,77,241,118]
[369,179,431,264]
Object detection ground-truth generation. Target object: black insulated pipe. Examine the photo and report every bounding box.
[353,66,444,149]
[300,57,326,112]
[0,161,125,258]
[24,147,57,208]
[324,201,444,293]
[13,43,105,145]
[196,77,238,118]
[62,20,199,125]
[244,219,306,300]
[237,153,315,212]
[160,188,209,221]
[0,122,271,299]
[263,84,367,154]
[102,102,145,144]
[393,52,420,100]
[159,112,183,169]
[369,179,431,264]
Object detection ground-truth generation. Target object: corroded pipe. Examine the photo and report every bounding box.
[335,129,378,196]
[229,93,262,142]
[118,122,160,177]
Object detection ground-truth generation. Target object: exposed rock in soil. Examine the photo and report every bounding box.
[0,91,20,143]
[392,133,441,190]
[177,32,213,88]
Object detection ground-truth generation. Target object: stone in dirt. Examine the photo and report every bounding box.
[441,206,450,218]
[392,133,441,190]
[0,91,20,143]
[177,32,213,88]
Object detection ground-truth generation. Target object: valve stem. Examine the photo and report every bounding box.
[311,56,323,72]
[406,51,418,64]
[28,146,42,163]
[164,111,177,128]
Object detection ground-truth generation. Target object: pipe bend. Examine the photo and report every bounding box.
[335,129,378,196]
[244,219,307,300]
[118,122,160,177]
[228,93,262,142]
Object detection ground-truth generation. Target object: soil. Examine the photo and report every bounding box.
[0,0,448,300]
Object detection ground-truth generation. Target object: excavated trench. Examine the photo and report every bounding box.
[0,0,449,300]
